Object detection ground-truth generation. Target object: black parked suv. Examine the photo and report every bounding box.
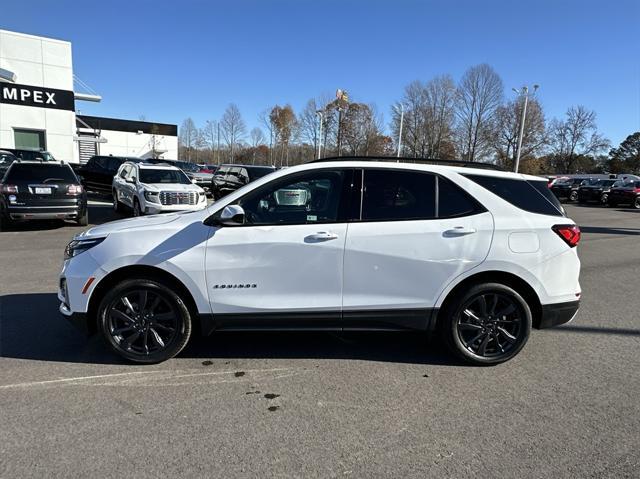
[577,179,618,205]
[550,177,594,202]
[211,164,276,200]
[76,155,145,194]
[0,161,88,229]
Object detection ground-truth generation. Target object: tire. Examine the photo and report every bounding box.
[440,283,532,366]
[133,198,142,217]
[97,278,192,363]
[113,190,123,213]
[569,191,578,202]
[600,193,608,205]
[634,197,640,210]
[76,209,89,226]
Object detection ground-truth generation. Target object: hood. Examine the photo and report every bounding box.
[76,213,185,239]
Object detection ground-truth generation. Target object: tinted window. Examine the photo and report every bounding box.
[139,169,191,184]
[6,164,77,183]
[238,170,348,225]
[362,169,435,221]
[437,176,485,218]
[527,180,564,214]
[106,157,123,172]
[465,174,564,217]
[248,167,276,180]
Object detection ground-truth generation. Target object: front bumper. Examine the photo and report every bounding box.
[144,202,207,214]
[538,300,580,329]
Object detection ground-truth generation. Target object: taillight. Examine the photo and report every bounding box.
[634,187,640,193]
[67,184,83,195]
[1,184,18,193]
[553,224,581,248]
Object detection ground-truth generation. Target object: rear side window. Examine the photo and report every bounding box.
[465,174,564,217]
[362,169,436,221]
[6,164,77,183]
[437,176,486,218]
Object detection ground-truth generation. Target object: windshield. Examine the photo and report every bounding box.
[6,164,76,183]
[174,161,199,173]
[139,168,191,184]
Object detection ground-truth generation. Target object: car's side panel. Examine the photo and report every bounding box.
[342,212,494,310]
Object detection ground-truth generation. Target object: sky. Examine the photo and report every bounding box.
[2,0,639,146]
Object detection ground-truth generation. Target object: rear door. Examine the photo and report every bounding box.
[342,169,493,327]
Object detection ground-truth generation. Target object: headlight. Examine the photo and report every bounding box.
[144,190,160,203]
[64,237,106,260]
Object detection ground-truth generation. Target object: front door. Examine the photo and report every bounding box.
[342,169,493,327]
[204,168,354,328]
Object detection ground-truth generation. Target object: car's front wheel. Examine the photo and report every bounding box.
[634,197,640,210]
[97,279,192,363]
[600,193,608,205]
[113,190,123,213]
[569,191,578,202]
[441,283,532,365]
[132,198,142,217]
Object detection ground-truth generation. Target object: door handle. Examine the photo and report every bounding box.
[305,231,339,242]
[443,227,477,237]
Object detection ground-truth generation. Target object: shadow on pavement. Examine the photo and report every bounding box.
[0,204,121,232]
[579,226,640,236]
[0,293,458,366]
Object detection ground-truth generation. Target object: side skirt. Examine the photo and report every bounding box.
[198,308,438,335]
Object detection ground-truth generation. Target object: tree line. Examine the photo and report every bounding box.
[178,63,639,175]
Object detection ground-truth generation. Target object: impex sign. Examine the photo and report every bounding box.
[0,82,75,111]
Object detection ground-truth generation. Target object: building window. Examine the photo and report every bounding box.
[14,129,46,151]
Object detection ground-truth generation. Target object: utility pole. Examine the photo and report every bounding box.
[316,110,324,159]
[513,84,539,173]
[216,122,220,165]
[336,107,343,157]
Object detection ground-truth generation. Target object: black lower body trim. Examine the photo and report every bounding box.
[198,308,436,335]
[538,300,580,329]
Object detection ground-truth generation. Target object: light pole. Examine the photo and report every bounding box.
[316,110,324,159]
[512,84,539,173]
[393,103,405,158]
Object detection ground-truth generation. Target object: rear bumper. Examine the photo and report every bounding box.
[538,300,580,329]
[8,205,84,220]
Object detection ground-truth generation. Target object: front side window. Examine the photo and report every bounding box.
[237,170,348,225]
[361,169,436,221]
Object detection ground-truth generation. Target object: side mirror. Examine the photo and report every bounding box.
[218,204,245,226]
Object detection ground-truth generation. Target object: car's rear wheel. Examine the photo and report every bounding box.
[600,193,608,205]
[97,279,192,363]
[0,209,13,231]
[634,197,640,209]
[441,283,532,365]
[569,191,578,202]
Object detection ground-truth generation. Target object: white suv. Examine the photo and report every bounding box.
[59,158,581,365]
[112,161,207,216]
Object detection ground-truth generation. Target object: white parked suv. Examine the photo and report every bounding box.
[59,158,581,365]
[112,161,207,216]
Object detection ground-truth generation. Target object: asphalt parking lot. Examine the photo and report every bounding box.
[0,201,638,478]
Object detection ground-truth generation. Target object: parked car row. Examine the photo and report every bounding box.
[549,176,640,209]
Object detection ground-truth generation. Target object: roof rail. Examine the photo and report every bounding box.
[309,155,504,171]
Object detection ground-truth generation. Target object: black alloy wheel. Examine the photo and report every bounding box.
[98,279,192,363]
[443,283,532,365]
[569,190,578,202]
[600,193,608,205]
[113,190,123,213]
[635,197,640,210]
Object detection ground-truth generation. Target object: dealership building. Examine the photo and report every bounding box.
[0,29,178,164]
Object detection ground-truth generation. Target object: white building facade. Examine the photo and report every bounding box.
[0,29,177,164]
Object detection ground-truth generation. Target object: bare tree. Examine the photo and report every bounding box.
[299,99,320,155]
[455,64,504,162]
[548,105,610,173]
[201,120,218,162]
[179,118,197,161]
[493,98,547,170]
[220,104,246,162]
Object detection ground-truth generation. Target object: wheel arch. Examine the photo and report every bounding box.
[87,265,202,335]
[435,270,543,330]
